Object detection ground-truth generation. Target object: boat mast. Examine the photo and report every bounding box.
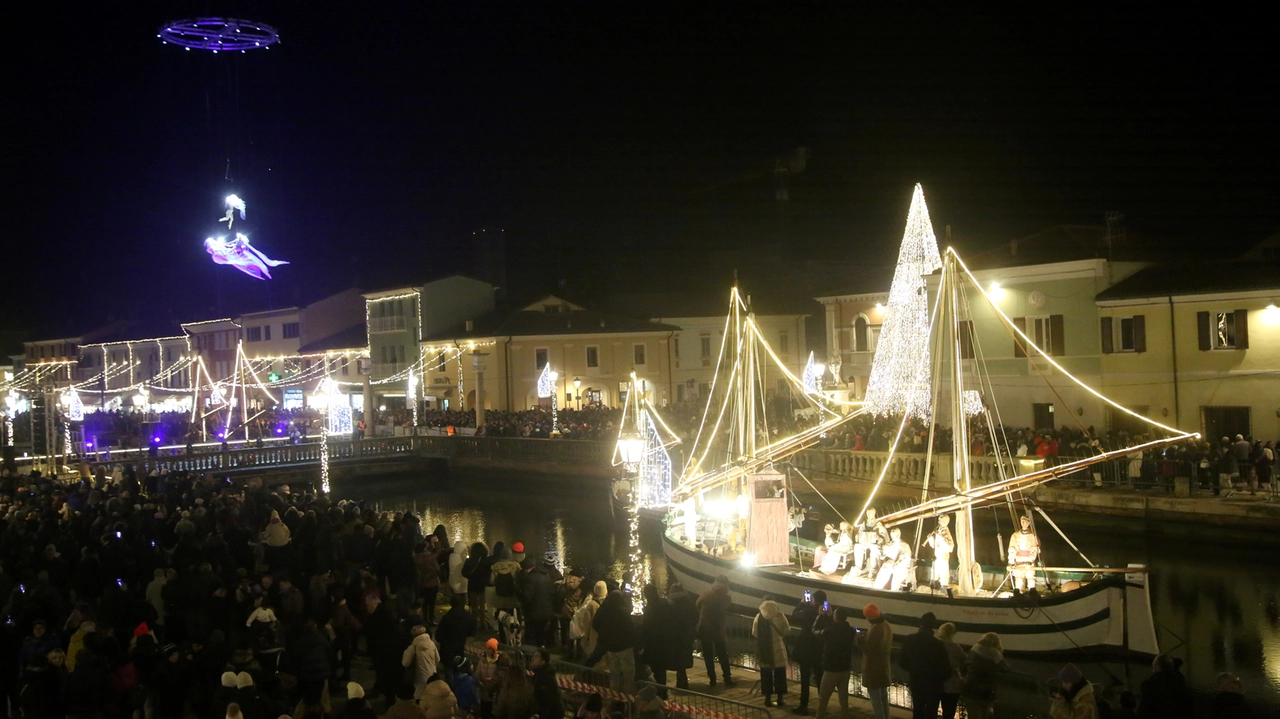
[948,256,977,595]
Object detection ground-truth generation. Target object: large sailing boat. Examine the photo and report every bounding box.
[655,188,1196,656]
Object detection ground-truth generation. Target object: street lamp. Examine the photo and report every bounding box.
[617,430,644,465]
[573,377,582,409]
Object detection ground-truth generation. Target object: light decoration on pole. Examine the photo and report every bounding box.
[801,351,825,394]
[537,363,559,433]
[613,372,682,508]
[63,388,85,422]
[315,378,352,495]
[637,410,674,508]
[406,369,418,426]
[864,183,943,418]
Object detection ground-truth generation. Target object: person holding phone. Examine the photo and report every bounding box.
[791,589,829,715]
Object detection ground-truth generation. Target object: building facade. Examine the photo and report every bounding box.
[1096,263,1280,441]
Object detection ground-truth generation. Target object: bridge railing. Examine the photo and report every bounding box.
[82,435,615,477]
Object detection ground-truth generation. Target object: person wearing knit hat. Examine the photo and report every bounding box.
[593,581,608,601]
[898,612,948,719]
[236,671,253,688]
[221,672,239,688]
[855,603,893,719]
[347,681,365,699]
[485,637,499,652]
[225,704,244,719]
[1048,663,1096,718]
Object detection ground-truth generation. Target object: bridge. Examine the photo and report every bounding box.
[80,434,616,479]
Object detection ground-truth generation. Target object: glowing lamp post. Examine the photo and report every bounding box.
[617,431,645,466]
[573,377,582,410]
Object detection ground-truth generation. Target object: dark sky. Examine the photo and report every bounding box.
[7,3,1278,335]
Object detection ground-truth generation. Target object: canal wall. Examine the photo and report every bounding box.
[80,438,1280,528]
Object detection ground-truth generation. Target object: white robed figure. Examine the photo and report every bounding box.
[1007,516,1041,592]
[925,515,955,587]
[853,507,890,575]
[221,194,247,228]
[870,528,913,589]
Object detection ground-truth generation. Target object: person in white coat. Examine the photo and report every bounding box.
[448,540,469,601]
[402,624,441,699]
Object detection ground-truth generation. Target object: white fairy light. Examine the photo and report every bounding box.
[801,351,824,394]
[63,388,85,422]
[536,364,558,432]
[406,369,418,426]
[864,183,943,418]
[637,409,674,508]
[962,389,985,417]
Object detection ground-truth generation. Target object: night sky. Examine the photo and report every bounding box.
[7,4,1278,336]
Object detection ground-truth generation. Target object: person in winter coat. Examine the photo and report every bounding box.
[19,621,60,670]
[695,574,734,686]
[339,681,378,719]
[571,581,607,661]
[530,648,565,719]
[520,559,557,646]
[1209,672,1250,719]
[436,596,478,672]
[936,622,966,719]
[640,584,679,692]
[857,604,893,719]
[415,541,443,624]
[555,572,585,653]
[898,612,952,719]
[1049,664,1098,719]
[791,588,829,715]
[815,607,855,719]
[448,541,469,602]
[418,673,458,719]
[489,546,523,616]
[752,596,791,707]
[451,657,482,716]
[460,542,490,623]
[475,639,502,718]
[665,583,698,690]
[592,590,637,694]
[402,625,442,698]
[962,632,1010,719]
[494,658,536,719]
[263,510,292,573]
[1135,653,1192,719]
[291,620,334,710]
[384,682,431,719]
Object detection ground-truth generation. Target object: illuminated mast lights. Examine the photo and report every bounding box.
[537,363,558,433]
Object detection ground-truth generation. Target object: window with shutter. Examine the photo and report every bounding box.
[1235,309,1249,349]
[1197,311,1211,351]
[958,320,975,360]
[1132,315,1146,353]
[1049,315,1065,356]
[1100,317,1114,354]
[1013,317,1028,358]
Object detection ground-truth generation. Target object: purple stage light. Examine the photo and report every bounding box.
[159,18,279,52]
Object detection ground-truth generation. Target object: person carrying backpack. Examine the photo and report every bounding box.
[490,546,523,621]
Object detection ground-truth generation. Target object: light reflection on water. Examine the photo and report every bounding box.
[353,473,1279,715]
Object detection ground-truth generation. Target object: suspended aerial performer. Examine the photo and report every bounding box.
[853,507,890,577]
[204,233,290,280]
[1007,516,1041,592]
[221,194,247,228]
[868,527,913,590]
[925,515,955,588]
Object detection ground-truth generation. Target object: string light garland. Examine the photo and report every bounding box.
[864,183,943,418]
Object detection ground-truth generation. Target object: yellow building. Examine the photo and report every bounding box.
[420,295,680,412]
[1096,263,1280,441]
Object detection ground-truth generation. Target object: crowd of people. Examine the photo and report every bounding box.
[0,457,1263,719]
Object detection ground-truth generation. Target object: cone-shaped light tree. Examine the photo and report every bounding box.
[864,184,943,418]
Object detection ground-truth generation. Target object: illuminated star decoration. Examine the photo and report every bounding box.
[204,233,289,280]
[864,183,943,418]
[221,194,247,228]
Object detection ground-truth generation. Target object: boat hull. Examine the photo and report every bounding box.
[662,529,1158,657]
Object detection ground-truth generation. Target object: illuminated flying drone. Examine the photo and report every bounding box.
[205,233,289,280]
[221,194,247,228]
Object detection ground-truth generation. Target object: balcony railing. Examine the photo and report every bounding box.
[368,315,410,333]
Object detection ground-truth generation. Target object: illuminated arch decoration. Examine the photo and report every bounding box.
[158,18,280,53]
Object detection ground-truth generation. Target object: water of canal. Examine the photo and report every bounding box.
[345,470,1279,716]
